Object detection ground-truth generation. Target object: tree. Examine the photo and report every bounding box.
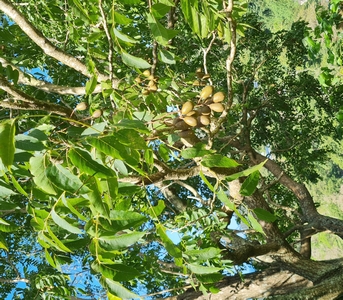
[0,0,343,299]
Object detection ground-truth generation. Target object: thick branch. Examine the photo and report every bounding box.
[0,0,110,83]
[0,57,103,95]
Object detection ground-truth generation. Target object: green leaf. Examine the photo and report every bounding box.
[29,155,57,195]
[158,143,170,162]
[68,147,114,178]
[92,262,141,281]
[0,220,19,232]
[87,136,124,160]
[85,75,98,95]
[239,170,260,196]
[112,27,137,44]
[0,119,16,168]
[0,233,8,251]
[199,170,214,192]
[116,129,147,149]
[201,154,240,168]
[147,13,179,46]
[45,228,72,253]
[253,208,277,223]
[45,164,89,194]
[45,249,56,268]
[181,143,214,159]
[104,278,141,299]
[0,179,17,198]
[10,175,28,196]
[81,122,107,136]
[185,247,221,261]
[121,51,151,69]
[113,11,132,25]
[146,200,165,218]
[117,0,141,4]
[98,231,145,251]
[152,3,172,19]
[226,160,267,181]
[109,210,147,230]
[159,48,176,64]
[156,224,182,261]
[15,133,45,151]
[115,119,150,133]
[187,263,222,274]
[87,177,110,219]
[247,213,264,235]
[51,208,82,234]
[68,0,90,23]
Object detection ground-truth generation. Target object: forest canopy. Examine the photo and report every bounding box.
[0,0,343,299]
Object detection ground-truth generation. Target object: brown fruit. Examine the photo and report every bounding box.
[199,115,210,126]
[213,91,225,103]
[195,67,203,73]
[197,105,211,115]
[142,70,151,77]
[178,130,194,138]
[181,101,194,115]
[209,103,225,113]
[193,80,201,86]
[92,109,102,118]
[76,102,87,111]
[200,85,214,100]
[183,116,197,127]
[202,74,211,80]
[174,120,190,130]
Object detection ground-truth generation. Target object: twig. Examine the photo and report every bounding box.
[0,0,109,82]
[202,32,216,85]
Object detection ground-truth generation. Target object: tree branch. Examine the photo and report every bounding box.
[0,57,103,95]
[0,0,111,83]
[0,76,74,116]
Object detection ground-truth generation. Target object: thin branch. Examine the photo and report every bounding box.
[202,32,216,85]
[0,0,110,83]
[0,76,74,117]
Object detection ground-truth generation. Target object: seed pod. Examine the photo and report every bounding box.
[186,110,197,117]
[200,85,214,100]
[181,101,194,115]
[209,103,225,113]
[134,77,142,84]
[149,84,158,92]
[92,109,102,118]
[178,130,194,138]
[142,89,150,95]
[213,91,225,103]
[174,120,190,130]
[164,118,174,126]
[202,74,211,80]
[147,80,155,87]
[147,75,155,81]
[197,105,211,115]
[76,102,87,111]
[143,70,151,77]
[193,80,201,86]
[199,115,210,126]
[183,116,197,127]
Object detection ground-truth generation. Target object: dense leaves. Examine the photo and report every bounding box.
[0,0,343,299]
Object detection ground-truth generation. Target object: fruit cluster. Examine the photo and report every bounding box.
[135,70,158,95]
[166,85,225,137]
